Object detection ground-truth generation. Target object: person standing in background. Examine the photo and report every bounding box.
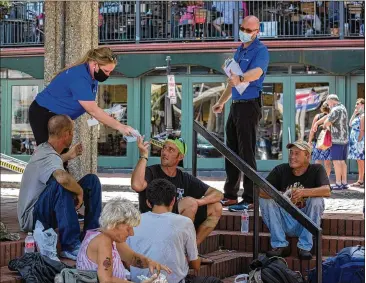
[348,98,365,187]
[308,102,332,177]
[212,16,269,210]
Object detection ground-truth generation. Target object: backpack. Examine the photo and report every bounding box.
[54,268,99,283]
[308,245,365,283]
[249,255,305,283]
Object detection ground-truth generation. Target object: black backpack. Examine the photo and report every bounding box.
[249,255,305,283]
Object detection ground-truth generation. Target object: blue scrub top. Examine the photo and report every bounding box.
[232,38,269,101]
[36,63,98,120]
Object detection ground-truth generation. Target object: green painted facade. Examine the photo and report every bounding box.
[1,48,364,172]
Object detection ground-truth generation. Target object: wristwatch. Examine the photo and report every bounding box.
[140,156,148,161]
[239,75,245,82]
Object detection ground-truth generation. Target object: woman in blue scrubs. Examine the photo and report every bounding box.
[29,47,136,159]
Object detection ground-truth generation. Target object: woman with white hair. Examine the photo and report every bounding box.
[76,197,171,283]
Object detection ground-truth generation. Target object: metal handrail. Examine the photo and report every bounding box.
[192,121,322,283]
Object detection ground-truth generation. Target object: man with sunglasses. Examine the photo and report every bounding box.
[131,135,223,263]
[212,16,269,210]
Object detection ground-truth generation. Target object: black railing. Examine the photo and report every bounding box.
[0,1,364,47]
[192,121,323,282]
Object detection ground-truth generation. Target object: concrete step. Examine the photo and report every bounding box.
[217,211,365,236]
[214,230,365,257]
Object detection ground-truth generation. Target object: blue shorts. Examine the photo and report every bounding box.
[330,144,349,160]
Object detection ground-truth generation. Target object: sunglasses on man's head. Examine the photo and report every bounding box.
[167,134,186,153]
[239,26,259,33]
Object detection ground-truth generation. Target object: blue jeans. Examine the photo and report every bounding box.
[259,197,324,251]
[33,174,102,252]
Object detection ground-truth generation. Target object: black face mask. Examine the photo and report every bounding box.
[94,68,109,82]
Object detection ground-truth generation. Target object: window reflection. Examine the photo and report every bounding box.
[294,83,329,142]
[97,84,128,156]
[193,82,225,158]
[11,86,37,155]
[256,83,283,160]
[150,83,182,157]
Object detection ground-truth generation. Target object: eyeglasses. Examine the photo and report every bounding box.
[239,26,259,33]
[167,134,186,154]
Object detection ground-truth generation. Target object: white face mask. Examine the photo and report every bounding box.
[239,30,253,43]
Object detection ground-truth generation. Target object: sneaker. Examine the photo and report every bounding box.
[266,246,291,258]
[221,198,238,206]
[298,248,312,260]
[60,245,80,261]
[229,203,249,212]
[341,183,349,190]
[331,183,343,190]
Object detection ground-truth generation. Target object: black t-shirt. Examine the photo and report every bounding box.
[266,163,330,193]
[138,164,210,213]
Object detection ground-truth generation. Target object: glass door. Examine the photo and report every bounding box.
[289,76,337,145]
[256,77,291,171]
[3,80,44,161]
[97,78,136,168]
[142,76,189,168]
[348,76,365,173]
[186,76,227,170]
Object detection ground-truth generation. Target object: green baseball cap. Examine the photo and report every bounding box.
[165,135,187,155]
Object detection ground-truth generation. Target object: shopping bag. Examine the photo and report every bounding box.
[316,129,332,150]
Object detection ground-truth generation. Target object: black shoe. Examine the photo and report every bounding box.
[266,246,291,258]
[298,248,312,260]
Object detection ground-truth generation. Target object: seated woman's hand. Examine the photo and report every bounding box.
[141,274,158,283]
[147,258,172,276]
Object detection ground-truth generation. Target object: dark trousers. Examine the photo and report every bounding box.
[33,174,102,252]
[29,100,69,169]
[223,100,261,203]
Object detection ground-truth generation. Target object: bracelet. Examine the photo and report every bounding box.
[140,156,148,161]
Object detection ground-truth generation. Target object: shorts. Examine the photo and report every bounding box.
[330,143,348,160]
[173,203,207,230]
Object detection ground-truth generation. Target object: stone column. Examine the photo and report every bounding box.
[44,1,99,181]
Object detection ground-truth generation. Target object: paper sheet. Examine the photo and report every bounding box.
[223,58,249,95]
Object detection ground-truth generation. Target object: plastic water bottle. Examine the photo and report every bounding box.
[241,210,249,234]
[24,232,35,253]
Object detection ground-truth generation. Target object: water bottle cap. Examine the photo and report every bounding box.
[27,232,32,236]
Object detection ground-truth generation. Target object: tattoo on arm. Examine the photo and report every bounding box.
[133,255,144,268]
[103,257,112,270]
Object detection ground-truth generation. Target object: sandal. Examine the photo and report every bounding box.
[352,181,364,187]
[198,254,214,265]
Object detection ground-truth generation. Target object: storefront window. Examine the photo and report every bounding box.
[193,82,225,158]
[11,86,37,155]
[357,83,365,99]
[150,83,182,157]
[97,84,128,156]
[294,82,330,142]
[257,83,283,160]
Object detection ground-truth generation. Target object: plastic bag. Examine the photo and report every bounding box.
[137,273,168,283]
[33,220,60,261]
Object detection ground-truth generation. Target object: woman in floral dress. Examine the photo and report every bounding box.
[348,98,365,187]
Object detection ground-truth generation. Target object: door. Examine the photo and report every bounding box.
[3,80,44,161]
[255,77,291,171]
[96,78,136,168]
[289,76,337,145]
[348,76,365,173]
[187,76,227,170]
[141,76,189,168]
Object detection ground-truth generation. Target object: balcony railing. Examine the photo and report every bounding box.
[0,1,364,47]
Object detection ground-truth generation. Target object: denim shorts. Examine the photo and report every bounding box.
[330,143,349,160]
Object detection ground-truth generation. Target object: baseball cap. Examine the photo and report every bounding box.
[165,135,187,155]
[286,140,312,154]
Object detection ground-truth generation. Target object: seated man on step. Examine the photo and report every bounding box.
[127,179,220,283]
[259,140,331,260]
[17,115,102,260]
[131,135,223,263]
